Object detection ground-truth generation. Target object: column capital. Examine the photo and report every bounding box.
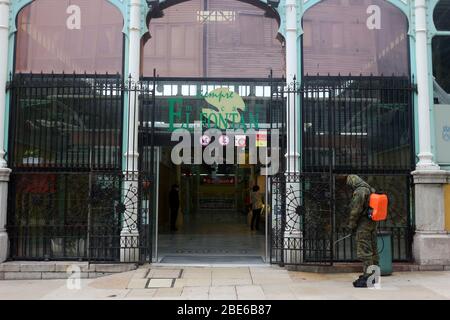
[128,0,142,31]
[0,153,7,169]
[413,0,427,10]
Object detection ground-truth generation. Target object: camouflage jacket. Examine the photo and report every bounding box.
[347,175,376,230]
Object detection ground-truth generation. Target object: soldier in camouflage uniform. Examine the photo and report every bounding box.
[346,175,379,287]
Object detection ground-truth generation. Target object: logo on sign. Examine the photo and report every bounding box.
[235,135,246,148]
[200,135,211,146]
[219,135,230,146]
[256,131,268,147]
[168,87,259,132]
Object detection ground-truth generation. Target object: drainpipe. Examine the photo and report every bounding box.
[120,0,142,262]
[414,0,439,171]
[0,0,11,263]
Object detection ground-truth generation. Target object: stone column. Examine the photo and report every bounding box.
[0,170,10,263]
[0,0,11,263]
[412,0,450,266]
[120,0,141,262]
[413,171,450,266]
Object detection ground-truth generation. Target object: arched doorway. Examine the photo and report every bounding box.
[8,0,126,261]
[141,0,285,263]
[300,0,414,262]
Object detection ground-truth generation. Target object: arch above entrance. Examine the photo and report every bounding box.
[143,0,282,41]
[303,0,410,19]
[142,0,285,77]
[9,0,127,35]
[13,0,125,74]
[302,0,410,76]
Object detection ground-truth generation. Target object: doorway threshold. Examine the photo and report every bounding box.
[157,255,266,265]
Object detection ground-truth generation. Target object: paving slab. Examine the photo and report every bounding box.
[127,279,149,289]
[125,289,157,299]
[174,278,212,287]
[147,279,174,288]
[235,285,266,300]
[209,286,237,299]
[212,278,253,286]
[90,270,136,289]
[147,268,182,279]
[154,287,183,298]
[181,286,210,300]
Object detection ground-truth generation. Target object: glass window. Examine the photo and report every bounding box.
[302,0,409,76]
[15,0,124,74]
[434,0,450,31]
[432,36,450,103]
[142,0,285,78]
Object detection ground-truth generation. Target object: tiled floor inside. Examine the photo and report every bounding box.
[156,210,266,263]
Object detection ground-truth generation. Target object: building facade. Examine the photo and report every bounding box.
[0,0,449,266]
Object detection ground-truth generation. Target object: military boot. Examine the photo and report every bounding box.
[353,274,369,288]
[353,272,376,288]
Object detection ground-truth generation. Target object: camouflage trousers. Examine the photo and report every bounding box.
[356,227,379,274]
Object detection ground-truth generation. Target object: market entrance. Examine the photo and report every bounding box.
[146,77,280,263]
[156,157,267,263]
[140,0,285,263]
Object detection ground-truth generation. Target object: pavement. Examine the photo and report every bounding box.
[0,265,449,300]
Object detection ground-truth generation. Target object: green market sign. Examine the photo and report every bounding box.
[168,87,260,132]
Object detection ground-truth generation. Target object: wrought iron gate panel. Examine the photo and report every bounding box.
[269,75,415,265]
[302,75,414,174]
[7,73,156,263]
[269,173,334,266]
[268,79,334,266]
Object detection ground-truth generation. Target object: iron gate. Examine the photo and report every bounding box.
[6,72,415,265]
[6,73,157,263]
[269,75,415,266]
[268,79,334,266]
